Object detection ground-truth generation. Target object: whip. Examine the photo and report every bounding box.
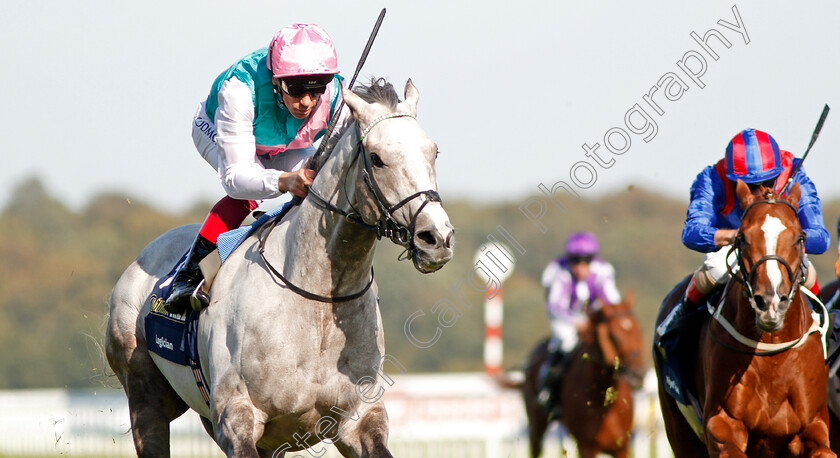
[780,104,830,195]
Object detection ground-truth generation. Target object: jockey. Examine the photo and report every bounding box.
[538,232,622,416]
[676,128,830,317]
[165,24,350,314]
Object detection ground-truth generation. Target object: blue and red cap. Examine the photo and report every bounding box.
[725,128,784,183]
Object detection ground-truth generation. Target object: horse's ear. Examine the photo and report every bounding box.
[401,79,419,117]
[784,181,801,210]
[622,291,635,309]
[341,86,371,121]
[736,179,754,209]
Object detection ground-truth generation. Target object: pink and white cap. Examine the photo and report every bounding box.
[268,24,339,78]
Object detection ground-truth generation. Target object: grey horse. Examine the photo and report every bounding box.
[106,79,455,457]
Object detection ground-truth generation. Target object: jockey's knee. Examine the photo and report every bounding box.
[805,258,818,291]
[694,264,724,294]
[696,246,737,293]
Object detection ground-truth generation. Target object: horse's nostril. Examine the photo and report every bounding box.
[416,230,437,247]
[444,232,453,249]
[753,295,767,311]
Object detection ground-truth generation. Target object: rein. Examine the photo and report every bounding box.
[256,217,375,303]
[256,112,439,302]
[711,197,827,355]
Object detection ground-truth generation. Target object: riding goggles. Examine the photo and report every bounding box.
[569,254,594,265]
[278,74,334,97]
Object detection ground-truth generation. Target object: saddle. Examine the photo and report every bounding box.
[197,201,296,294]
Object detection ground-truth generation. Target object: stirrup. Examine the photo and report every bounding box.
[188,279,210,312]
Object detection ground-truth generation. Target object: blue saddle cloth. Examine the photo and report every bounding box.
[654,293,714,408]
[143,257,202,366]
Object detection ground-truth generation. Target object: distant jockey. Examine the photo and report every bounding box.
[538,231,622,418]
[674,128,830,319]
[165,24,352,314]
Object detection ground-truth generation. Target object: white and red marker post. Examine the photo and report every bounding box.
[473,242,514,377]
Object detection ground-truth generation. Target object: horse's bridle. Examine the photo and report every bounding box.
[257,112,440,303]
[710,196,826,355]
[307,112,441,256]
[726,198,808,308]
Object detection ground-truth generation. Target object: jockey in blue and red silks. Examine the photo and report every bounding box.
[165,24,352,314]
[675,128,830,317]
[538,231,622,418]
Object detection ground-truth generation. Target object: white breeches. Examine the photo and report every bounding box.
[548,319,580,353]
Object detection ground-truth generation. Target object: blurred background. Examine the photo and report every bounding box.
[2,0,839,456]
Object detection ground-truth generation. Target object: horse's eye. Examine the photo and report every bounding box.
[370,153,385,168]
[435,149,440,158]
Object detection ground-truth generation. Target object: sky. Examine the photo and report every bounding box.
[2,1,840,212]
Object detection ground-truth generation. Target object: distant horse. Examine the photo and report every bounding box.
[106,79,454,457]
[819,278,840,454]
[521,294,645,458]
[654,181,833,457]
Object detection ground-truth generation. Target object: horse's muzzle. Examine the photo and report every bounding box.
[753,292,790,332]
[411,207,455,273]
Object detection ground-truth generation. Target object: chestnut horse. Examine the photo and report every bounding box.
[819,278,840,454]
[654,181,833,457]
[521,294,645,457]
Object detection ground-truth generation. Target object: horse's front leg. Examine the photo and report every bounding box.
[705,411,748,457]
[333,402,393,458]
[211,376,266,458]
[800,410,835,458]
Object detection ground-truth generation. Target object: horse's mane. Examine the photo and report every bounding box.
[353,77,401,109]
[307,77,400,173]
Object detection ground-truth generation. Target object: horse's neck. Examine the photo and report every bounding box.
[272,126,379,293]
[578,327,616,375]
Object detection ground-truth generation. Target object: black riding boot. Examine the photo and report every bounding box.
[538,349,567,415]
[164,234,216,314]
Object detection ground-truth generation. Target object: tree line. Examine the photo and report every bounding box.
[1,176,838,389]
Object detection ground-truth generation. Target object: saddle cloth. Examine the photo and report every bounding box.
[144,259,202,366]
[653,284,718,438]
[144,258,211,405]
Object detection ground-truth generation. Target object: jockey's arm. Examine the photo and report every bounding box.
[793,169,830,254]
[214,78,287,201]
[593,261,621,306]
[682,166,722,253]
